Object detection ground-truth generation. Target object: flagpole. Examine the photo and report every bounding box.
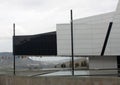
[13,23,16,75]
[70,10,74,76]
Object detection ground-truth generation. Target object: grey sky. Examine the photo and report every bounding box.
[0,0,119,52]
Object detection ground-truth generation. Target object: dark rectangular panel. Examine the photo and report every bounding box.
[13,32,57,55]
[117,56,120,76]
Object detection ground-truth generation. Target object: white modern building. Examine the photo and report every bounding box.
[56,0,120,75]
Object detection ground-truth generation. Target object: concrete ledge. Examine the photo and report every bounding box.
[0,75,120,85]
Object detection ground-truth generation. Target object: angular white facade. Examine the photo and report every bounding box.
[56,0,120,75]
[57,23,110,56]
[57,1,120,56]
[105,1,120,55]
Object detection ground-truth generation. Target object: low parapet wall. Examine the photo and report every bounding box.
[0,75,120,85]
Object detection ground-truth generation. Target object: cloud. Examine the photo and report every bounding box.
[0,0,118,51]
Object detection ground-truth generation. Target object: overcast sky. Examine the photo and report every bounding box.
[0,0,119,52]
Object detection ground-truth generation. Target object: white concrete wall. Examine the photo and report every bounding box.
[57,23,109,56]
[74,12,114,24]
[57,0,120,56]
[57,24,71,55]
[89,56,118,75]
[56,0,120,76]
[89,56,117,69]
[105,0,120,55]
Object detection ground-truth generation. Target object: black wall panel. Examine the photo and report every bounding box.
[13,32,57,55]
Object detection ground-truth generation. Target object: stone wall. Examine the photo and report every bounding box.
[0,75,120,85]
